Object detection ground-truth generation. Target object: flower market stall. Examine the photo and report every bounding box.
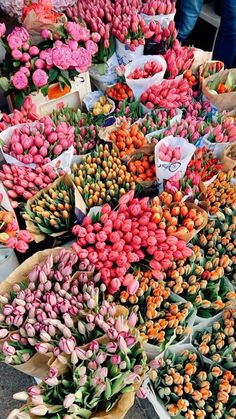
[0,1,235,418]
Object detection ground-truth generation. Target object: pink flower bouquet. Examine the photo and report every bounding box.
[0,22,96,107]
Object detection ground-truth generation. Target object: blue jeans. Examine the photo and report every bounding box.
[175,0,204,41]
[213,0,236,68]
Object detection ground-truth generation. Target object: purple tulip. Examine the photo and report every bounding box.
[95,351,107,364]
[75,347,87,360]
[87,360,97,370]
[63,393,75,409]
[110,355,121,365]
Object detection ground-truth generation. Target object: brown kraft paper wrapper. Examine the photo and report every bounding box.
[8,392,135,419]
[221,143,236,172]
[202,68,236,112]
[24,173,86,243]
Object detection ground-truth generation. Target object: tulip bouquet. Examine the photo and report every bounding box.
[112,12,147,51]
[127,60,163,80]
[145,20,177,54]
[202,118,236,144]
[2,118,75,166]
[109,121,147,158]
[50,107,97,155]
[0,22,96,107]
[113,269,194,350]
[127,152,156,184]
[193,309,236,368]
[166,244,236,318]
[168,147,223,199]
[71,144,136,208]
[106,83,133,102]
[140,78,192,110]
[66,0,115,63]
[148,118,205,144]
[194,218,236,288]
[0,97,38,133]
[151,197,206,239]
[149,347,236,419]
[137,108,180,135]
[0,203,32,252]
[0,164,64,208]
[204,171,236,215]
[13,326,147,418]
[163,39,194,79]
[115,99,143,123]
[72,190,192,294]
[23,174,77,237]
[141,0,176,16]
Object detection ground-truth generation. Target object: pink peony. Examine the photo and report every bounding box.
[52,44,72,70]
[39,49,53,66]
[66,22,90,42]
[0,23,6,38]
[72,47,92,73]
[35,59,45,69]
[12,71,28,90]
[67,39,78,51]
[32,69,48,88]
[7,27,29,50]
[29,46,39,56]
[85,40,98,56]
[40,29,52,40]
[11,49,22,60]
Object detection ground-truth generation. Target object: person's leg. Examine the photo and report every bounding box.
[213,0,236,68]
[175,0,204,42]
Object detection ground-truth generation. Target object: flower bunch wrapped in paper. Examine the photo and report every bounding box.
[192,309,236,368]
[148,346,236,418]
[72,190,192,295]
[12,324,147,418]
[0,21,97,107]
[71,144,136,208]
[112,269,195,353]
[0,247,136,378]
[165,244,236,318]
[23,174,85,241]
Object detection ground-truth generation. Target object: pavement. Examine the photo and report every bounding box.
[0,363,159,419]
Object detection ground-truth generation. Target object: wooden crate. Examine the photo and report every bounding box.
[7,72,91,116]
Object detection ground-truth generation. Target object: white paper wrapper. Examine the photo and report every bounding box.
[140,12,175,28]
[116,40,144,66]
[89,53,119,91]
[154,136,196,182]
[125,55,166,100]
[199,132,230,158]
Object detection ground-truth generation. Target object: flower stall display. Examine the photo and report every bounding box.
[0,2,236,417]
